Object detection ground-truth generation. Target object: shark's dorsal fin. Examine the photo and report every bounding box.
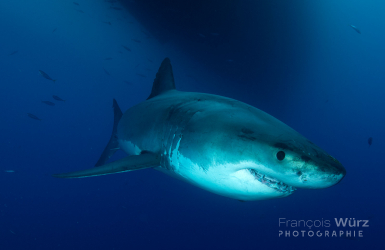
[147,57,176,100]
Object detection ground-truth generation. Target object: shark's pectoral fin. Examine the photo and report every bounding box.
[53,153,160,178]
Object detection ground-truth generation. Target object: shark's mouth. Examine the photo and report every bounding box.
[248,169,296,194]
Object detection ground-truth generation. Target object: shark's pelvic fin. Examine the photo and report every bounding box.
[53,153,160,178]
[147,57,176,100]
[94,99,123,167]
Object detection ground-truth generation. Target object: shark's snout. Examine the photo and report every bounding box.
[291,153,346,189]
[320,156,346,186]
[266,139,346,190]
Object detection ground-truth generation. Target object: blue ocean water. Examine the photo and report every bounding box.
[0,0,383,249]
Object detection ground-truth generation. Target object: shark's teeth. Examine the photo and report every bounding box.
[248,169,296,194]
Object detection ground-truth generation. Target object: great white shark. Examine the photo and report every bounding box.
[54,58,346,201]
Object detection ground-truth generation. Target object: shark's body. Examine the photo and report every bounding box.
[54,58,346,201]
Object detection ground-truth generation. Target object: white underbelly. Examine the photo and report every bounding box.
[160,153,290,201]
[118,139,289,201]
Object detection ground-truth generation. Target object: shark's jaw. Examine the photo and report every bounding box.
[248,169,296,194]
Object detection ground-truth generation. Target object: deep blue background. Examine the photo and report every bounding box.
[0,0,383,249]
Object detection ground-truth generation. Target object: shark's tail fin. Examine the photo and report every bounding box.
[94,99,123,167]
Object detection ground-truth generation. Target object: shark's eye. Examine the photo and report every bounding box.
[276,151,285,161]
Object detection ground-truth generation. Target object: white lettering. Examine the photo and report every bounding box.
[334,218,348,227]
[279,218,286,227]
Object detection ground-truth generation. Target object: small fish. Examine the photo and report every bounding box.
[103,68,111,76]
[10,230,16,234]
[136,73,146,77]
[225,59,234,63]
[131,39,141,43]
[4,170,15,173]
[368,137,373,147]
[42,101,55,106]
[27,113,42,121]
[123,80,133,85]
[39,70,56,82]
[140,30,151,38]
[112,7,122,10]
[8,50,18,56]
[211,33,219,36]
[73,2,80,6]
[104,57,113,60]
[122,45,131,52]
[103,21,112,25]
[198,33,206,38]
[52,95,65,102]
[52,28,57,33]
[147,58,153,63]
[350,25,361,34]
[77,10,85,13]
